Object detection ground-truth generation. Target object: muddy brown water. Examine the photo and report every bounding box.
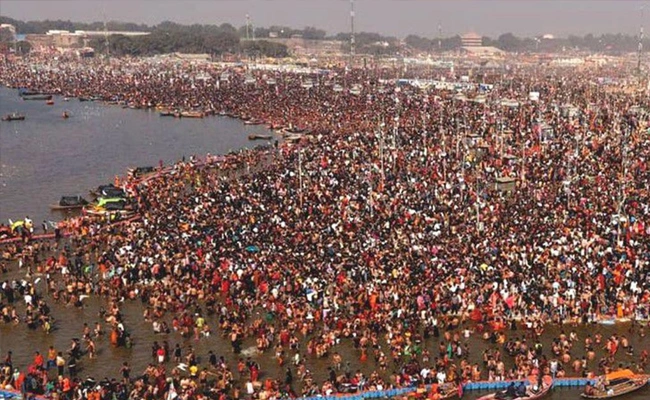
[1,246,648,400]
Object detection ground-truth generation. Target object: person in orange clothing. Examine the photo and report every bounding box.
[47,346,57,370]
[61,376,71,395]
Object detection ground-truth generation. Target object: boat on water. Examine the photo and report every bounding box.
[159,110,175,117]
[84,197,131,217]
[18,88,43,96]
[89,184,126,199]
[180,111,204,118]
[477,377,553,400]
[2,113,25,121]
[21,94,52,101]
[50,196,89,210]
[78,97,91,102]
[408,382,460,399]
[282,126,308,135]
[248,134,273,141]
[84,206,133,218]
[284,133,303,143]
[244,118,266,125]
[582,370,649,399]
[128,166,157,178]
[46,99,54,105]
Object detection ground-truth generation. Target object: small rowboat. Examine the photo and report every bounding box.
[128,166,157,178]
[244,119,266,125]
[477,379,552,400]
[89,184,125,199]
[50,196,88,211]
[21,94,52,101]
[84,207,134,218]
[2,113,25,121]
[406,382,459,400]
[180,111,204,118]
[248,134,273,141]
[46,99,54,105]
[582,370,649,399]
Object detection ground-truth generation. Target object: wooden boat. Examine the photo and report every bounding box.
[84,206,134,218]
[89,184,125,199]
[244,119,265,125]
[180,111,204,118]
[18,89,43,96]
[84,197,131,217]
[46,99,54,105]
[408,382,459,399]
[21,94,52,101]
[284,133,303,143]
[582,370,649,399]
[127,166,156,178]
[283,126,307,134]
[50,196,88,210]
[248,134,273,141]
[78,97,90,102]
[477,379,552,400]
[2,113,25,121]
[159,110,175,117]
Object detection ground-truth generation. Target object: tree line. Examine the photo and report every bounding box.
[1,15,649,56]
[406,32,649,54]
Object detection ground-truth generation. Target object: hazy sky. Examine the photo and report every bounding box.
[0,0,647,38]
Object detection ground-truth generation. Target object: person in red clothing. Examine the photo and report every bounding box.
[33,351,44,369]
[157,346,166,364]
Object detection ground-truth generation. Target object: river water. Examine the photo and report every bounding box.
[0,87,648,399]
[0,86,274,225]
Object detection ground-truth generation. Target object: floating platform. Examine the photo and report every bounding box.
[300,377,650,400]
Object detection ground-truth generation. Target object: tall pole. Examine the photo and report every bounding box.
[350,0,356,67]
[103,7,110,62]
[246,14,250,41]
[637,5,644,77]
[476,178,481,232]
[617,124,629,244]
[438,23,442,52]
[298,150,304,209]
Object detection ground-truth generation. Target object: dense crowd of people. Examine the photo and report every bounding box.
[0,53,649,400]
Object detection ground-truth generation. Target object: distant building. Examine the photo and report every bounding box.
[0,23,16,40]
[72,30,150,37]
[261,38,343,57]
[461,32,483,47]
[542,34,555,40]
[26,30,149,51]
